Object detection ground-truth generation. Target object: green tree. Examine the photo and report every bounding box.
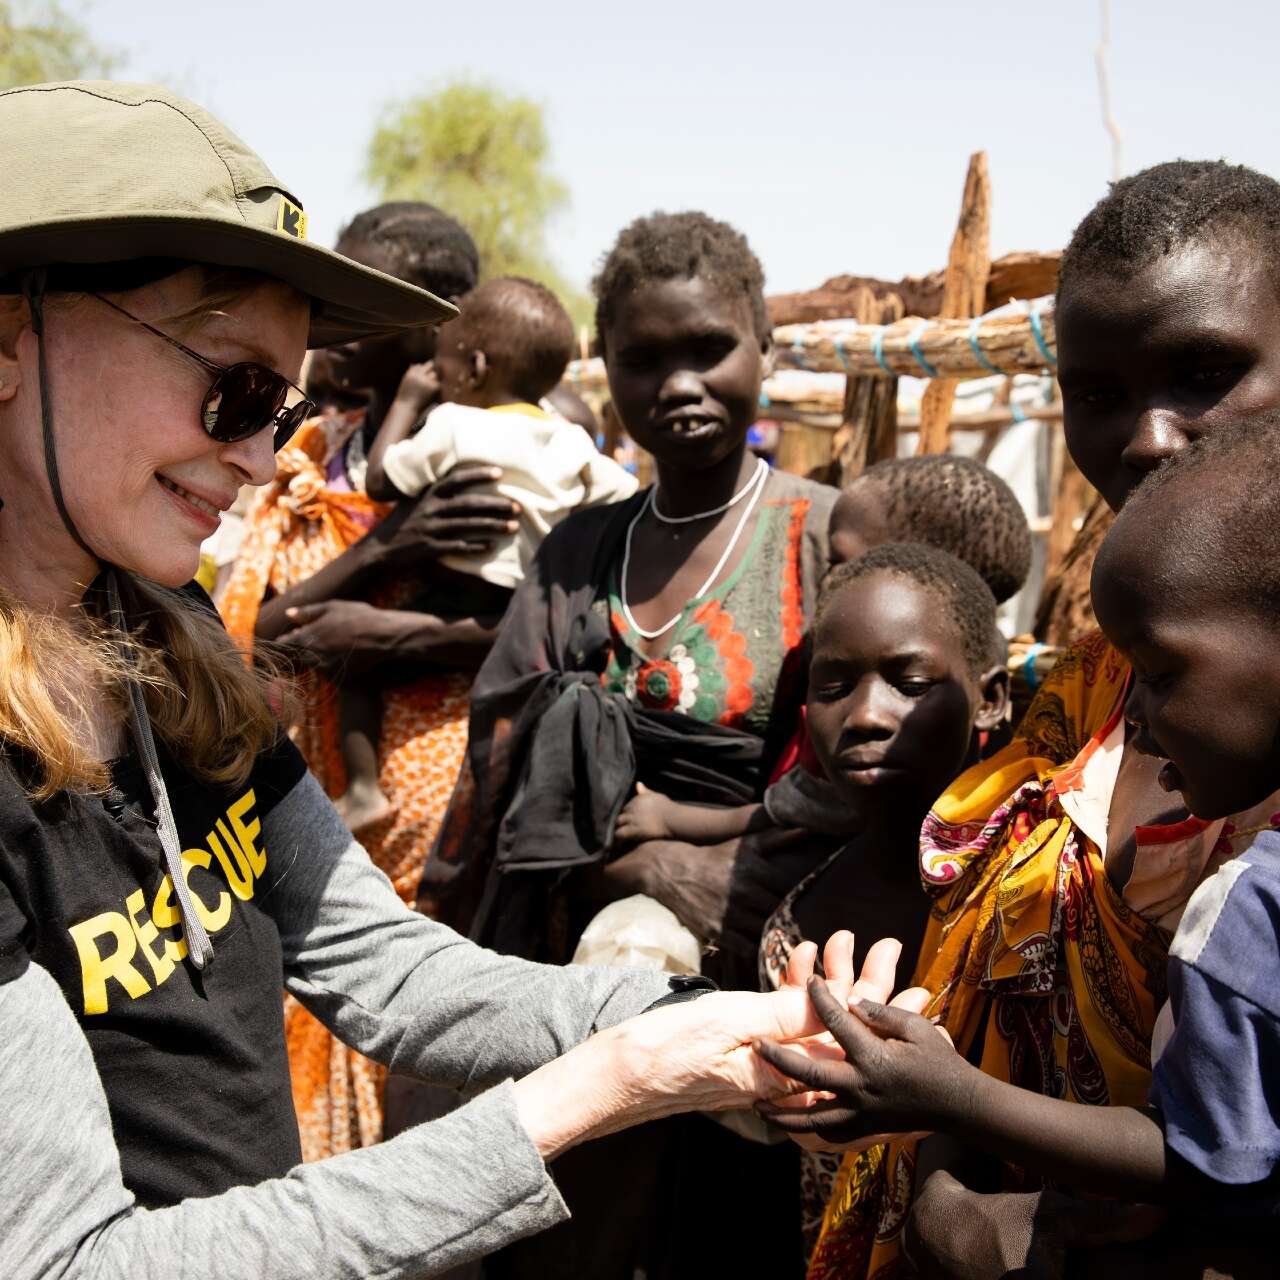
[0,0,118,90]
[365,79,589,329]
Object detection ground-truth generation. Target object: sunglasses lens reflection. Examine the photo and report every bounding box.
[272,400,313,452]
[202,365,288,443]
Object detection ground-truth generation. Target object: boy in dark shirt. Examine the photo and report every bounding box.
[757,416,1280,1215]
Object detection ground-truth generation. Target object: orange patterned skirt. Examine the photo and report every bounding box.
[219,414,473,1158]
[283,670,471,1157]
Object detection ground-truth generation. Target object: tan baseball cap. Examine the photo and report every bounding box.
[0,80,457,347]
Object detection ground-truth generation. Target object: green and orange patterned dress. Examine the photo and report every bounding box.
[598,473,817,736]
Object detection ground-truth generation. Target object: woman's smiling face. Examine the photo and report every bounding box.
[0,267,309,589]
[602,275,769,474]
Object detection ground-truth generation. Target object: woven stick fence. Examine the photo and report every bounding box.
[772,295,1056,381]
[565,359,1059,434]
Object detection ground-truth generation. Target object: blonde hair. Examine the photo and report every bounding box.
[0,265,291,800]
[0,578,283,801]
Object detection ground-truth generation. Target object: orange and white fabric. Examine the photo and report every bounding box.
[219,413,471,1159]
[380,400,637,590]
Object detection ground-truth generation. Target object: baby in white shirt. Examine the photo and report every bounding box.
[336,277,635,831]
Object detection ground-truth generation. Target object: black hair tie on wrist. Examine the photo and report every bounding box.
[642,974,718,1013]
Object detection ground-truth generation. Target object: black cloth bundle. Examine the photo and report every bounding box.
[419,473,832,961]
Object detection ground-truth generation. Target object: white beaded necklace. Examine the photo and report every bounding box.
[620,459,769,641]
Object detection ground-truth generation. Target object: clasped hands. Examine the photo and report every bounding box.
[752,933,961,1153]
[514,929,957,1163]
[608,929,954,1131]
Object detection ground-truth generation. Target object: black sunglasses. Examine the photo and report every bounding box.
[90,293,315,452]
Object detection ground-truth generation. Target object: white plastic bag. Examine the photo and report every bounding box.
[571,894,701,975]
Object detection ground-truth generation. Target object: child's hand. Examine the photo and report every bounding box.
[752,975,964,1147]
[613,783,681,846]
[393,360,440,416]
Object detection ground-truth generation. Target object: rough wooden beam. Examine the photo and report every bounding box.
[769,276,920,328]
[767,250,1059,328]
[985,251,1061,309]
[832,372,898,483]
[917,152,992,455]
[764,399,1061,434]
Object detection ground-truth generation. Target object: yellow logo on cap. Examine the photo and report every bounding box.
[276,196,308,240]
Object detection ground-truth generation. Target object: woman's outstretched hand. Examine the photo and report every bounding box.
[753,969,962,1150]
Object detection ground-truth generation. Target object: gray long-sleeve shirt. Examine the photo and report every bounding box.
[0,766,670,1278]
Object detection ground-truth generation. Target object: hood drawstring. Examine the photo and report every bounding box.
[105,573,215,970]
[21,271,214,971]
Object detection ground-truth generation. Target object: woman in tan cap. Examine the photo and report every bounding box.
[0,79,888,1278]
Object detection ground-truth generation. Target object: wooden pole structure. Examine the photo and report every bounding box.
[1034,493,1113,646]
[829,287,901,486]
[768,250,1059,328]
[916,151,992,455]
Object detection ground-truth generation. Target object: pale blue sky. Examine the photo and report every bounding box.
[94,0,1278,295]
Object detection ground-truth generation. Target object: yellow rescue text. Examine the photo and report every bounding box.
[68,790,266,1014]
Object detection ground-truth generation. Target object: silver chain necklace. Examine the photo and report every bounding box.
[651,456,767,524]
